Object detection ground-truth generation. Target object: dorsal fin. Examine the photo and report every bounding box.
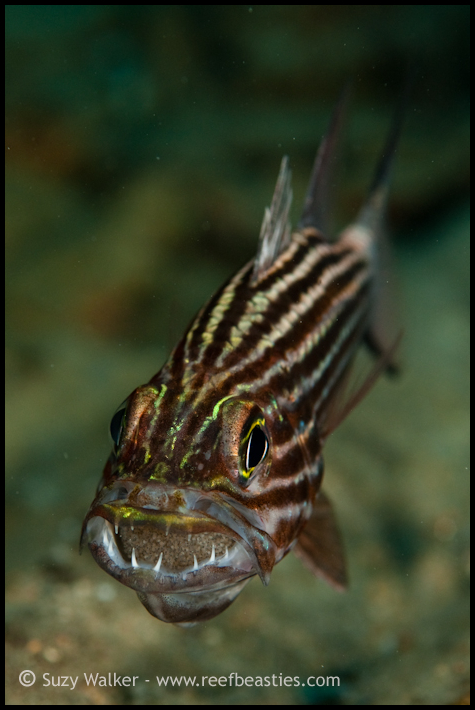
[252,156,293,284]
[298,85,351,235]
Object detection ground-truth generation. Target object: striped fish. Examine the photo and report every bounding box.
[81,95,401,625]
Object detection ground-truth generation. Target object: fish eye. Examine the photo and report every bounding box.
[109,401,127,450]
[240,418,269,485]
[246,426,268,470]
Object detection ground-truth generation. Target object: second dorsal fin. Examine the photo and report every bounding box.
[298,85,350,235]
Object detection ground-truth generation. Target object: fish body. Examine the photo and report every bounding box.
[82,97,400,625]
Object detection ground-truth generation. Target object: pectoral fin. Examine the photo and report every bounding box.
[294,491,347,591]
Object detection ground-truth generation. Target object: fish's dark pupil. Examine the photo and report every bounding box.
[110,408,126,448]
[246,426,268,470]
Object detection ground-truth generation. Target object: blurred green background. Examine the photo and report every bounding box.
[5,5,469,705]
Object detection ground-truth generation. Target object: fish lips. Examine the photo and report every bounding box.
[81,482,277,595]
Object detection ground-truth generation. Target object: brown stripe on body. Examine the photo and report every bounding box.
[184,262,253,364]
[166,232,365,387]
[144,231,372,484]
[263,258,369,367]
[197,273,255,371]
[219,260,371,401]
[271,272,371,401]
[309,298,370,433]
[214,247,356,371]
[276,286,371,427]
[158,335,187,386]
[186,250,370,408]
[144,280,367,486]
[193,237,315,370]
[243,471,313,510]
[224,254,368,382]
[271,510,310,550]
[255,236,316,292]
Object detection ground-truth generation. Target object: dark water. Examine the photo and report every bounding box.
[5,6,469,705]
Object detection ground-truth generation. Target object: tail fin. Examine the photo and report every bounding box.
[354,86,409,375]
[356,87,407,238]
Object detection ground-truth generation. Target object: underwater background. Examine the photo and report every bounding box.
[5,5,469,705]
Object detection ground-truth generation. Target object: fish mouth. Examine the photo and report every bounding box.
[81,482,276,597]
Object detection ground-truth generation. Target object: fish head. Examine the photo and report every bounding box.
[81,377,320,625]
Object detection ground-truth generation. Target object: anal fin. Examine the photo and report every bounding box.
[294,490,347,591]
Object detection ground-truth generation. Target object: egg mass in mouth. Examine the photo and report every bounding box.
[116,524,235,572]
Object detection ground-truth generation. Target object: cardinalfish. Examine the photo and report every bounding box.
[81,94,402,625]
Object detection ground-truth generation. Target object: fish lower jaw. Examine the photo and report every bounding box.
[86,517,256,591]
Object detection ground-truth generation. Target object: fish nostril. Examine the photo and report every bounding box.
[111,487,128,502]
